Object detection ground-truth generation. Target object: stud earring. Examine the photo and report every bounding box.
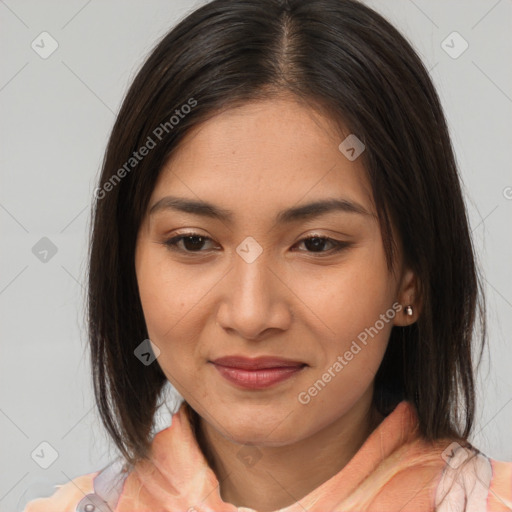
[404,305,413,316]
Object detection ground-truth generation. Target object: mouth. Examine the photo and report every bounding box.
[209,355,307,390]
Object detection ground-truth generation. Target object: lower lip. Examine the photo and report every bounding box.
[212,363,305,389]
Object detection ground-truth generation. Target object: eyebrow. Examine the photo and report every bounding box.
[149,195,372,223]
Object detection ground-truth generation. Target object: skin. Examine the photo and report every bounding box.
[135,95,419,511]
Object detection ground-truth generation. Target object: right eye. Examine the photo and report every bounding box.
[163,233,219,254]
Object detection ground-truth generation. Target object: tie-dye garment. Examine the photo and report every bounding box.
[24,400,512,511]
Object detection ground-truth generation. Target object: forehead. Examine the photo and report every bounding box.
[150,98,374,221]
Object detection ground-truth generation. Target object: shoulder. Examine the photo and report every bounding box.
[435,442,512,511]
[487,457,512,509]
[22,457,130,512]
[22,472,97,512]
[367,436,512,511]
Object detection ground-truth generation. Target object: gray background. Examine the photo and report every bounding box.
[1,0,511,510]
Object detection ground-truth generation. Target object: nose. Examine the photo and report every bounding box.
[215,250,292,341]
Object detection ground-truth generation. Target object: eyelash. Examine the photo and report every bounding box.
[162,233,351,256]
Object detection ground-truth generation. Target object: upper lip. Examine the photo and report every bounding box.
[211,356,306,370]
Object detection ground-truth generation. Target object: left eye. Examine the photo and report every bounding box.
[294,235,349,254]
[163,233,350,255]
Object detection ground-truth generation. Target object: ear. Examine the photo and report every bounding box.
[393,267,422,326]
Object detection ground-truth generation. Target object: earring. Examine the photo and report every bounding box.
[404,305,413,316]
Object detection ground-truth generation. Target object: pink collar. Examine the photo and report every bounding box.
[115,400,432,511]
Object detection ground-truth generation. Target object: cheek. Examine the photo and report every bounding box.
[292,244,395,400]
[137,271,201,395]
[297,280,393,416]
[136,248,206,336]
[135,248,218,389]
[293,246,395,340]
[136,249,187,356]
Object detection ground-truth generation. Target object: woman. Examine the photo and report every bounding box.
[24,0,512,510]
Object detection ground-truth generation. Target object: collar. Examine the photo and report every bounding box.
[116,400,422,511]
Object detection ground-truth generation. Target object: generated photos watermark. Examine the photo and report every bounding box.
[94,97,197,200]
[297,302,402,405]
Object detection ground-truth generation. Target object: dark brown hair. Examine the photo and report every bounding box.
[87,0,486,466]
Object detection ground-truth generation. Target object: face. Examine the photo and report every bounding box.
[135,96,414,447]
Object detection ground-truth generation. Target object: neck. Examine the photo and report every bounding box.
[192,392,385,511]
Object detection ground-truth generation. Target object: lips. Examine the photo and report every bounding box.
[210,356,307,389]
[211,355,306,370]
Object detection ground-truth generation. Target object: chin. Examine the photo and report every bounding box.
[215,411,302,447]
